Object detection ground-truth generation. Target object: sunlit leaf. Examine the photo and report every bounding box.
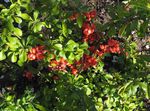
[0,50,6,61]
[14,28,22,37]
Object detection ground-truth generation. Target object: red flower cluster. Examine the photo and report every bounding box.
[28,45,47,61]
[82,22,96,42]
[48,53,97,75]
[95,39,121,56]
[81,54,97,70]
[82,22,95,36]
[48,57,68,72]
[68,64,78,75]
[23,70,33,80]
[67,54,97,75]
[73,54,97,71]
[84,10,96,21]
[69,10,97,43]
[48,57,79,75]
[71,68,78,75]
[81,10,97,42]
[88,32,100,44]
[88,46,96,53]
[69,10,96,21]
[108,39,121,54]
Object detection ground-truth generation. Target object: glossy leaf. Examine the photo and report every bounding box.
[11,53,17,63]
[0,50,6,61]
[19,13,32,21]
[54,44,63,50]
[33,22,44,32]
[77,15,83,28]
[19,50,27,63]
[33,10,39,20]
[14,16,22,24]
[14,28,22,37]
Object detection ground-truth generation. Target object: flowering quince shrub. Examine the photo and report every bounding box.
[0,0,150,111]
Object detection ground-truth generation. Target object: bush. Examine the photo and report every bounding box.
[0,0,150,110]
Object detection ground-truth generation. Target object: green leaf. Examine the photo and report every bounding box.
[20,13,32,21]
[52,6,59,15]
[0,50,6,61]
[86,87,91,95]
[33,22,44,32]
[105,74,113,80]
[19,50,27,63]
[26,35,36,45]
[14,28,22,37]
[77,15,83,28]
[54,44,63,50]
[0,4,6,9]
[34,104,47,111]
[119,24,127,36]
[17,60,24,66]
[130,42,137,48]
[7,16,14,31]
[130,85,138,95]
[65,40,79,51]
[68,53,75,61]
[147,3,150,9]
[139,82,149,98]
[7,36,22,51]
[98,62,104,72]
[147,84,150,98]
[108,26,116,36]
[84,85,91,96]
[59,51,66,59]
[33,10,39,20]
[62,22,68,37]
[14,16,22,24]
[66,40,77,46]
[80,42,88,49]
[6,95,13,101]
[75,54,82,61]
[118,81,133,94]
[11,53,17,63]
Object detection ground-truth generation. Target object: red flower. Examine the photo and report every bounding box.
[82,36,89,42]
[82,22,95,36]
[28,45,47,61]
[88,34,96,43]
[81,54,97,70]
[28,53,36,60]
[107,39,121,54]
[88,57,97,66]
[88,46,96,52]
[71,68,78,75]
[36,52,45,60]
[23,71,33,80]
[50,60,58,67]
[29,47,36,54]
[108,39,119,47]
[99,44,109,53]
[69,12,79,21]
[84,10,96,21]
[109,46,120,54]
[35,45,45,51]
[48,57,68,72]
[95,50,104,56]
[89,10,96,18]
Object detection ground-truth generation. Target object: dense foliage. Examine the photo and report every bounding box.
[0,0,150,110]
